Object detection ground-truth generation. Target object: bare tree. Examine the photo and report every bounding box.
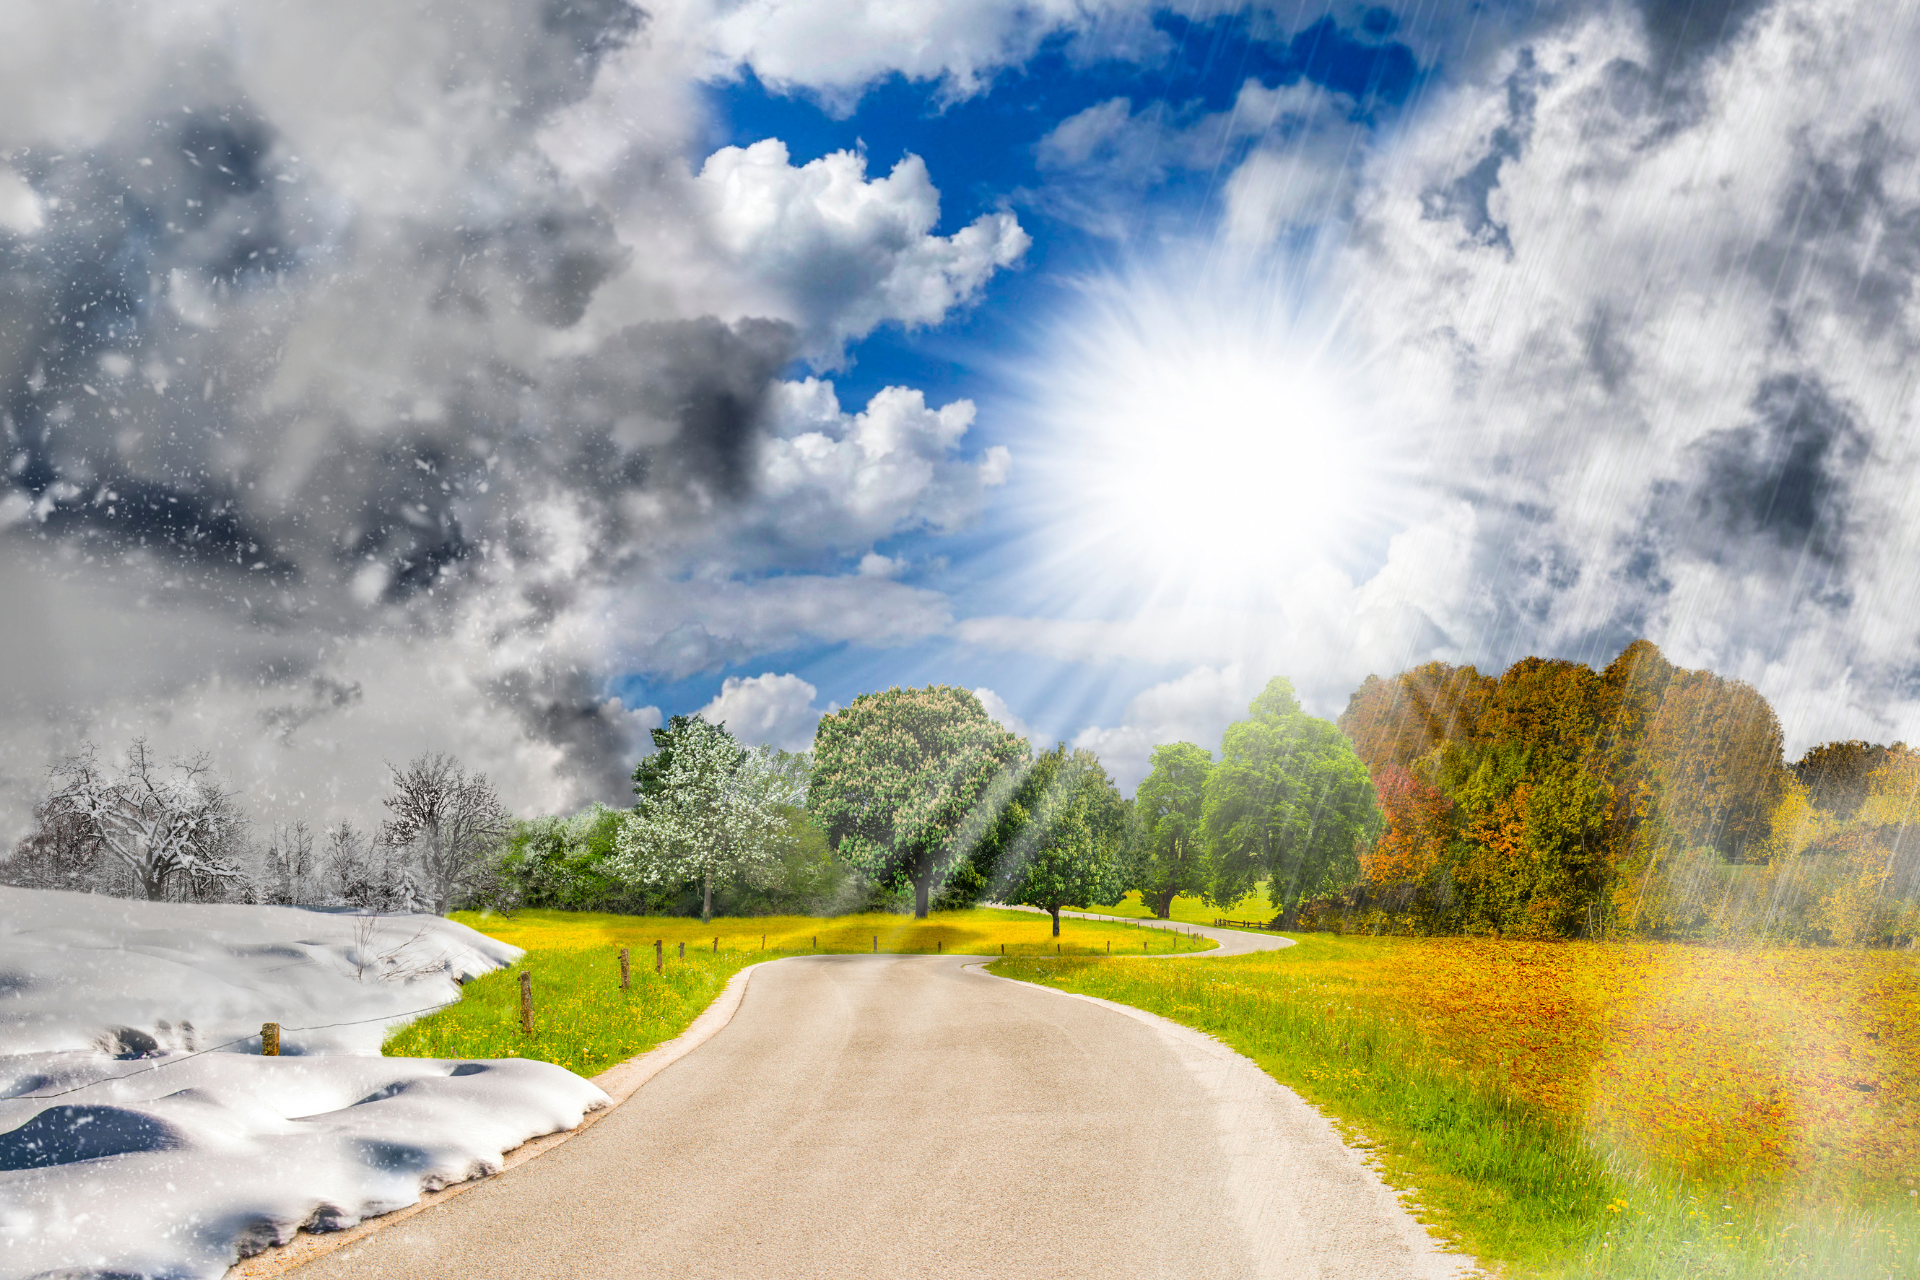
[44,741,248,901]
[380,753,510,914]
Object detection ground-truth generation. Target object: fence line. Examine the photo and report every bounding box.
[8,997,464,1102]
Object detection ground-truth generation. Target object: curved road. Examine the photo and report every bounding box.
[302,942,1467,1279]
[992,906,1296,956]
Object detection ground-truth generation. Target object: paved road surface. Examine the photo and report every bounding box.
[305,954,1466,1280]
[995,906,1296,956]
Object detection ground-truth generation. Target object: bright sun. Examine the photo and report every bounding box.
[1022,264,1392,608]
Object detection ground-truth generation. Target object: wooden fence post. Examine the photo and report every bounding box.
[712,936,717,954]
[619,948,630,989]
[936,939,942,953]
[872,935,877,953]
[260,1022,279,1056]
[655,939,663,974]
[679,941,685,960]
[519,970,534,1035]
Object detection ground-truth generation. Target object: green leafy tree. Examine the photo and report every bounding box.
[613,720,800,922]
[1001,746,1129,935]
[809,685,1027,918]
[1127,741,1212,918]
[1204,678,1382,916]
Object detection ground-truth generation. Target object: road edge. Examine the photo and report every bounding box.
[972,961,1480,1278]
[226,958,774,1278]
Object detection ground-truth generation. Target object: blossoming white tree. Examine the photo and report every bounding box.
[613,719,803,922]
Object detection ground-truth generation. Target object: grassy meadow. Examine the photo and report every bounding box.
[1076,886,1275,927]
[385,907,1211,1075]
[995,937,1920,1278]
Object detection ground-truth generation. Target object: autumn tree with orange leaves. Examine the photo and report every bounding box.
[1321,639,1875,942]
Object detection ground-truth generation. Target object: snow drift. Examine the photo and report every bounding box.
[0,888,609,1279]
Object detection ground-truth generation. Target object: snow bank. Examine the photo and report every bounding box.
[0,888,610,1279]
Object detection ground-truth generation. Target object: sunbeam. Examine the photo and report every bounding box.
[1014,254,1414,618]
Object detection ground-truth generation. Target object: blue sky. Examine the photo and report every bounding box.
[624,6,1436,757]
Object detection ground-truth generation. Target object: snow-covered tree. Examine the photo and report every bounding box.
[323,820,427,912]
[613,720,803,923]
[44,740,248,901]
[379,754,511,915]
[262,821,319,905]
[1,795,105,892]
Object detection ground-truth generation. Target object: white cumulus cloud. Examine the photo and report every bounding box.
[697,672,825,751]
[688,141,1029,364]
[749,377,1011,556]
[702,0,1171,111]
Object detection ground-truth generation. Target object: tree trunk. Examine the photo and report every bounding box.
[702,875,713,925]
[1147,887,1177,919]
[1050,905,1060,937]
[913,872,931,920]
[143,864,166,901]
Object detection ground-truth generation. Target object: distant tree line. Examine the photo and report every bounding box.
[3,743,508,913]
[12,641,1912,946]
[476,680,1376,935]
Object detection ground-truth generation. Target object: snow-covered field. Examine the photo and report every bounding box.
[0,888,609,1279]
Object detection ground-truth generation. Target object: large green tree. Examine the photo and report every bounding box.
[1204,678,1382,915]
[1127,741,1212,918]
[1001,746,1129,935]
[809,685,1027,918]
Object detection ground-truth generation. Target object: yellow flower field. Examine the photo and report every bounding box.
[998,935,1920,1276]
[1353,938,1920,1195]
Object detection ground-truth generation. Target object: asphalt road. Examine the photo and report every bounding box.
[303,951,1467,1280]
[999,907,1297,956]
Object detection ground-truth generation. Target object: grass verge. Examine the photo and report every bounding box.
[1072,887,1274,929]
[385,907,1210,1076]
[993,936,1920,1279]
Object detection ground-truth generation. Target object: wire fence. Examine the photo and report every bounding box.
[6,998,465,1102]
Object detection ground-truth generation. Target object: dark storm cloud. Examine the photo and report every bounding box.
[1756,119,1920,345]
[1631,374,1867,609]
[0,0,834,823]
[0,0,791,608]
[1635,0,1769,71]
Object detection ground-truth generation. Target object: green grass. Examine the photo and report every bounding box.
[1073,887,1274,928]
[385,907,1211,1076]
[444,906,1215,958]
[384,945,755,1077]
[991,941,1920,1280]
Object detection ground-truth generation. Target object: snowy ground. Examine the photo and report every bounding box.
[0,888,609,1280]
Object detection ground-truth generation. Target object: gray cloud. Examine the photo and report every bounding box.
[0,0,1019,837]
